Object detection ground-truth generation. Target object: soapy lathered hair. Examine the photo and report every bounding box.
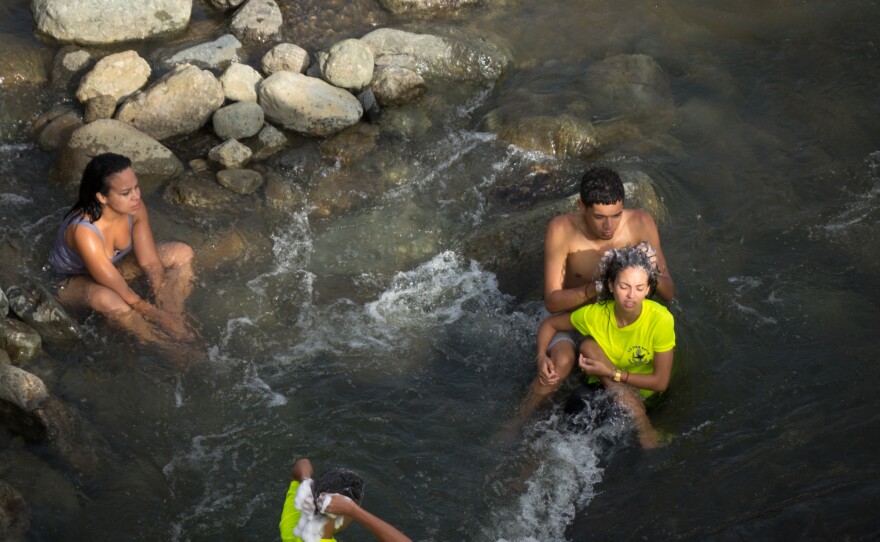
[313,468,365,510]
[594,244,658,301]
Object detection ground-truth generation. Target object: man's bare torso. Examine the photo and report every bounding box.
[560,208,649,288]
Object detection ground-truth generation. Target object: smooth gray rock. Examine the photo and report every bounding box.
[50,119,184,190]
[258,72,362,137]
[261,43,310,76]
[31,0,192,45]
[230,0,282,43]
[212,101,264,140]
[316,39,374,91]
[0,318,41,365]
[161,34,243,71]
[208,139,252,169]
[216,169,263,195]
[116,64,225,141]
[5,284,81,345]
[75,50,151,105]
[220,62,263,102]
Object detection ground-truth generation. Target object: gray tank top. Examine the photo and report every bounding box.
[48,213,133,276]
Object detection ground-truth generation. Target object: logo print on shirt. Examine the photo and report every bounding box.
[628,345,650,365]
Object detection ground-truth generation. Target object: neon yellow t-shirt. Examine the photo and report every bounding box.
[279,480,337,542]
[570,299,675,399]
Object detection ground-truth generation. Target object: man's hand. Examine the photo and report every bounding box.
[319,493,358,516]
[636,241,659,271]
[537,354,558,386]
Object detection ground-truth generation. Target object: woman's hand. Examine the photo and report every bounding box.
[578,354,615,379]
[132,300,198,342]
[319,493,358,516]
[536,353,558,386]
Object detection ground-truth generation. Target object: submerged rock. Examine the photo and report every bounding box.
[4,284,81,345]
[51,119,184,190]
[0,480,28,542]
[116,64,225,141]
[31,0,192,45]
[0,317,41,366]
[370,65,426,106]
[216,168,263,195]
[378,0,480,14]
[489,114,600,160]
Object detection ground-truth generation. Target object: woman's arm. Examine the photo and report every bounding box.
[579,346,674,393]
[130,203,165,292]
[73,224,143,306]
[322,495,412,542]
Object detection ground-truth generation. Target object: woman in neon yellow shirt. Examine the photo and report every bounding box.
[536,245,675,448]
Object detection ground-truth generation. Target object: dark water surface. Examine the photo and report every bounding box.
[2,1,879,541]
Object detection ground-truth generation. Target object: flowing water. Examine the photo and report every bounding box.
[2,1,879,541]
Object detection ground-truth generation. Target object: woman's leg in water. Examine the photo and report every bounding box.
[579,338,661,449]
[153,242,195,315]
[56,276,168,345]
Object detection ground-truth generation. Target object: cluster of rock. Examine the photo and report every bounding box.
[28,0,512,212]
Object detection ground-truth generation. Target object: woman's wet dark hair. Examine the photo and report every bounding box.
[313,468,365,511]
[67,152,132,222]
[579,166,625,207]
[595,245,658,302]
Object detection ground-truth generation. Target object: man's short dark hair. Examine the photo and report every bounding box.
[313,468,365,508]
[579,166,625,207]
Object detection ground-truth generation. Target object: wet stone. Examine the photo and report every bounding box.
[84,95,118,123]
[208,138,252,169]
[0,317,42,365]
[216,169,264,195]
[4,284,82,345]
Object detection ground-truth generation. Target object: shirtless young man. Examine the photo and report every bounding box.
[524,166,675,413]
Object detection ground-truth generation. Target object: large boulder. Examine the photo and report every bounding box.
[488,114,600,160]
[4,284,81,345]
[360,27,510,84]
[316,39,374,91]
[115,64,225,140]
[0,33,50,87]
[159,34,243,71]
[50,119,184,189]
[74,50,150,105]
[230,0,282,43]
[585,53,676,129]
[31,0,192,45]
[259,72,362,137]
[0,318,41,366]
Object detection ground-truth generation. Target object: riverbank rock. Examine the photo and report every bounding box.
[0,480,28,542]
[261,43,309,76]
[31,0,192,45]
[165,171,239,211]
[49,46,91,91]
[208,0,247,9]
[29,105,81,151]
[5,284,80,345]
[0,289,7,316]
[116,64,225,141]
[230,0,283,43]
[220,62,263,102]
[360,27,510,84]
[160,34,244,71]
[250,123,288,160]
[0,318,41,365]
[371,65,426,106]
[213,101,264,140]
[0,33,50,87]
[51,119,184,189]
[208,139,252,169]
[0,364,100,474]
[378,0,479,14]
[316,39,374,92]
[259,72,362,137]
[75,50,150,106]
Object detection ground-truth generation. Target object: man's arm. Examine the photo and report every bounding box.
[543,216,596,313]
[322,494,412,542]
[635,211,675,301]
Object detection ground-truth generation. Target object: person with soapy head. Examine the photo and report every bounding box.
[279,458,412,542]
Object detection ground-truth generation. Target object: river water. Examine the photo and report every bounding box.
[1,1,879,541]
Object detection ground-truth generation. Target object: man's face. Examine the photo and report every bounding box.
[581,200,623,240]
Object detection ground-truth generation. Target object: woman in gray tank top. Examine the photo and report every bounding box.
[49,153,198,352]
